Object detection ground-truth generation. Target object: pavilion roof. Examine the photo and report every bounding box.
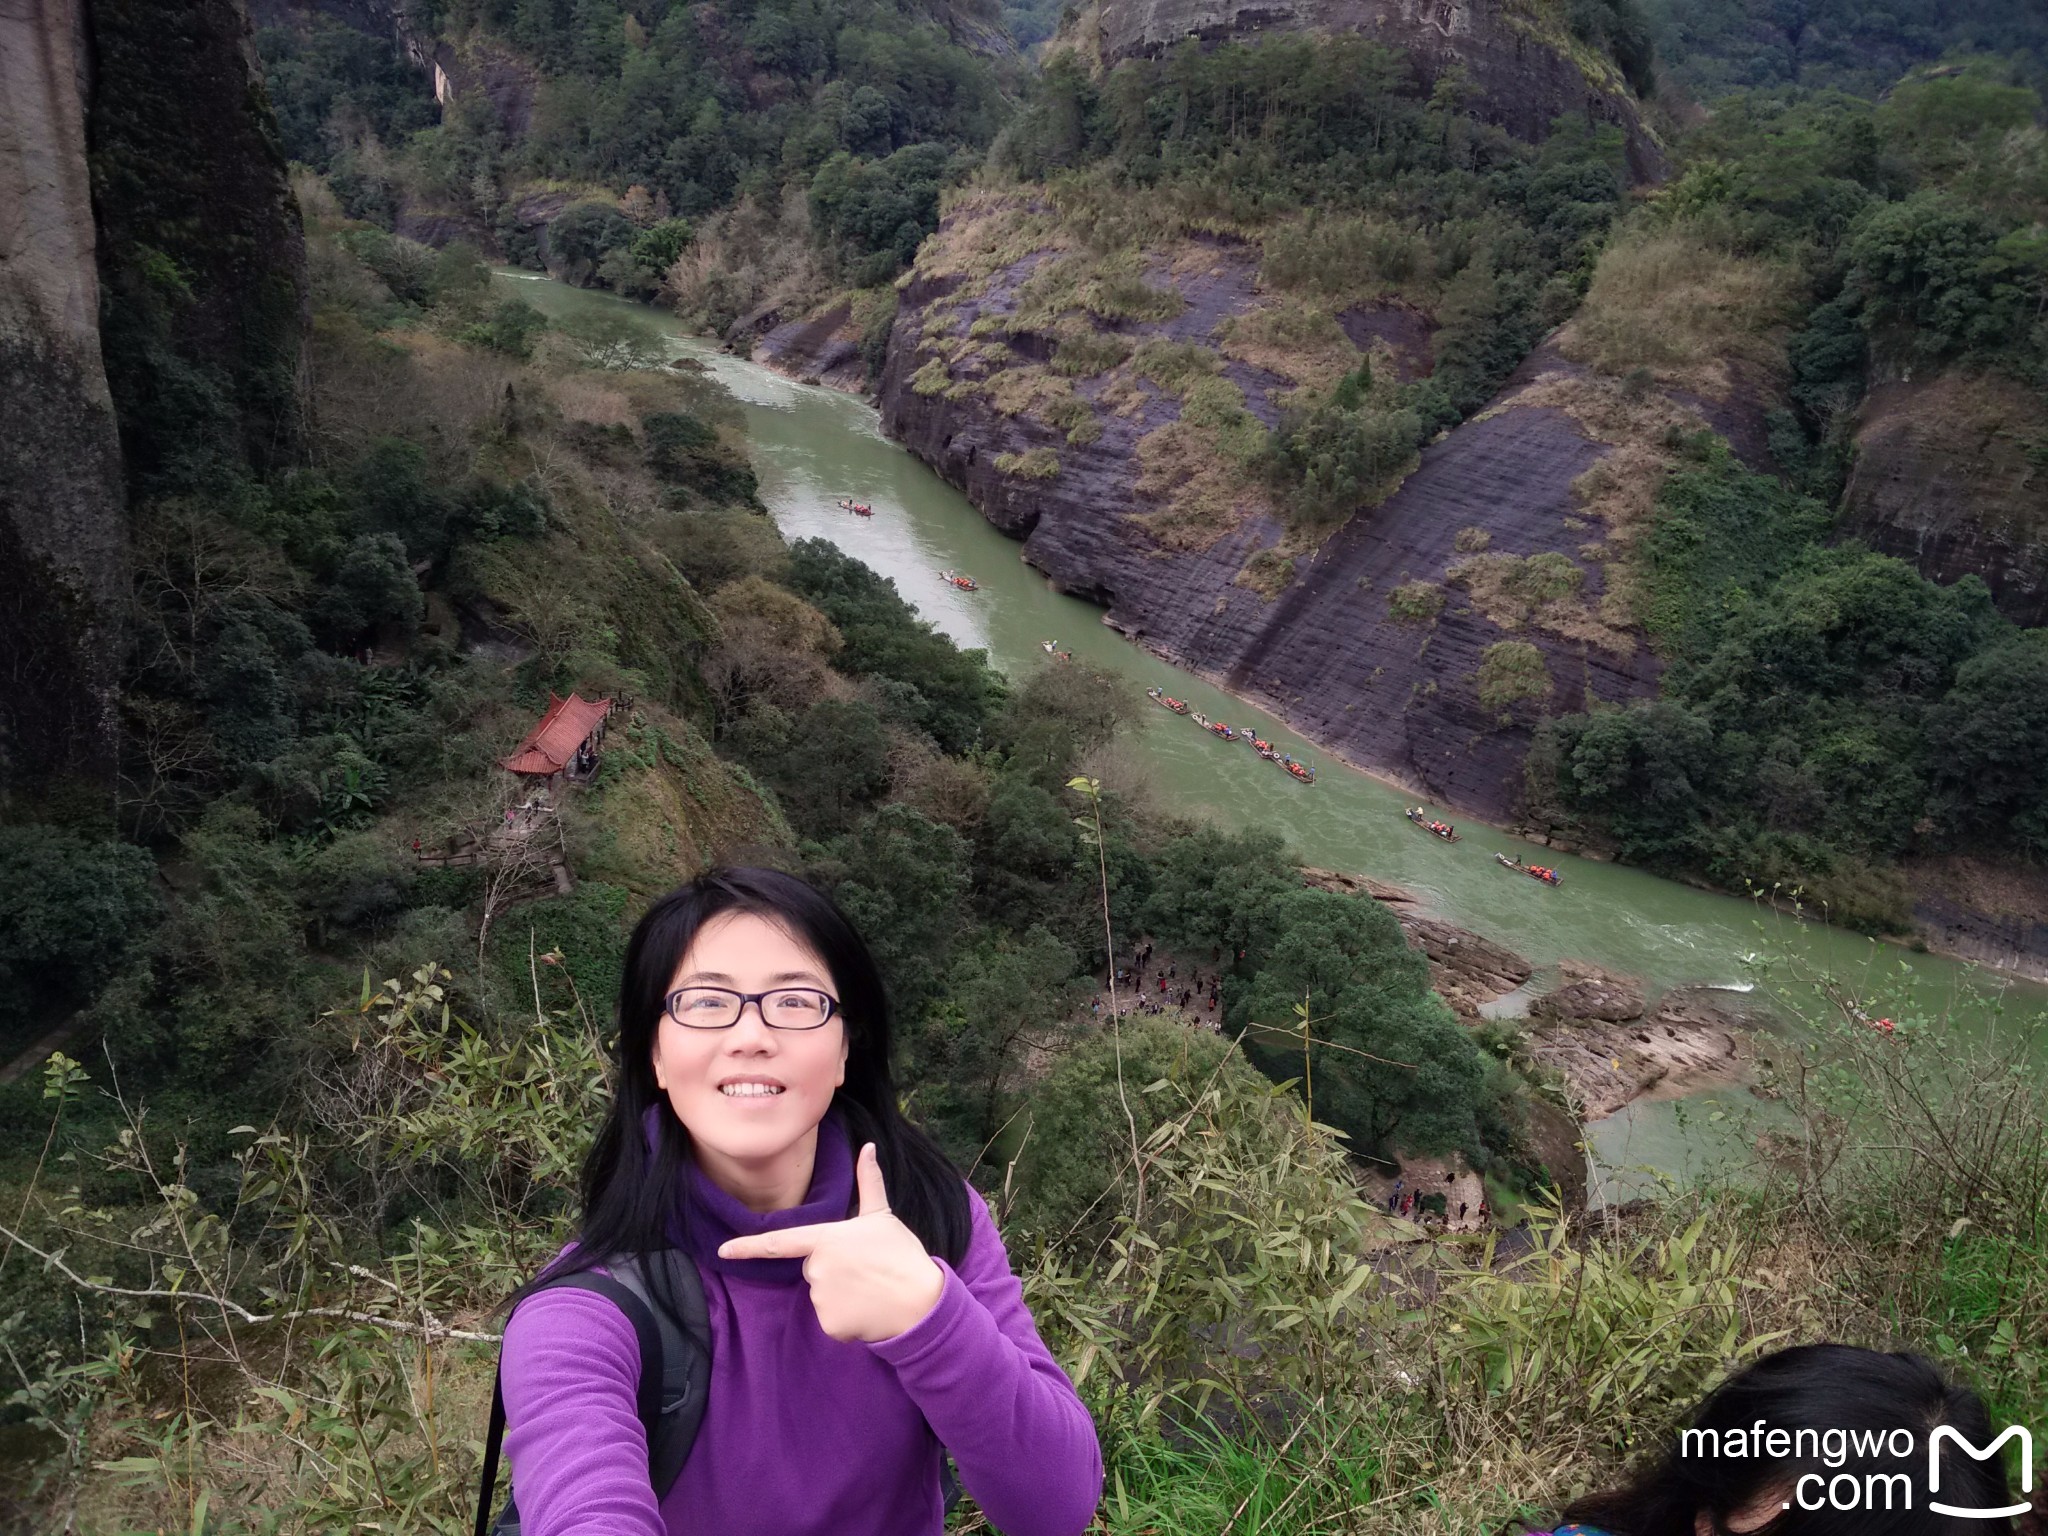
[500,692,608,776]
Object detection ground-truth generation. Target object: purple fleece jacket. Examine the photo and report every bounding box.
[498,1110,1103,1536]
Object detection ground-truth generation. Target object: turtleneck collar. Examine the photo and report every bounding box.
[641,1101,855,1283]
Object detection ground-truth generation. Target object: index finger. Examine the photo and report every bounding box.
[717,1222,840,1261]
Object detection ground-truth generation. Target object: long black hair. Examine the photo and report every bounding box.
[500,866,971,1316]
[1550,1344,2015,1536]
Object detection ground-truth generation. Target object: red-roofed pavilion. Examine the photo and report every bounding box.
[501,692,613,781]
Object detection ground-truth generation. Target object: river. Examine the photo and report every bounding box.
[500,271,2046,1202]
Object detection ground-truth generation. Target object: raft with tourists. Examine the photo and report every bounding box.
[837,498,874,516]
[1146,686,1190,715]
[939,569,978,591]
[1495,852,1561,886]
[1406,807,1460,842]
[1192,711,1236,741]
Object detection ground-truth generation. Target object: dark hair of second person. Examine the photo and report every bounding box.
[1529,1344,2019,1536]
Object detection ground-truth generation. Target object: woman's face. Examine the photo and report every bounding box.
[650,910,849,1175]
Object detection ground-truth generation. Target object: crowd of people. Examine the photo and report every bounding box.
[1096,941,1225,1030]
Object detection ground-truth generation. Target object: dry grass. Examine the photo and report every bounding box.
[1257,211,1438,308]
[1234,546,1298,598]
[915,196,1068,289]
[985,364,1077,419]
[994,446,1061,479]
[1448,549,1637,655]
[979,359,1101,440]
[665,186,830,333]
[1216,298,1362,392]
[1132,420,1269,551]
[546,373,639,430]
[309,325,519,481]
[1557,222,1799,397]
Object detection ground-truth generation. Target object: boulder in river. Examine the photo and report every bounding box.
[1526,974,1752,1121]
[1533,967,1647,1023]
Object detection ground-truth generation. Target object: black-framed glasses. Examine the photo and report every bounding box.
[662,986,840,1030]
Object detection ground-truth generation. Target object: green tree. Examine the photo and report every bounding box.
[994,662,1142,792]
[559,309,667,370]
[1539,701,1716,864]
[746,698,892,836]
[810,804,973,1023]
[1930,629,2048,851]
[1232,887,1489,1163]
[785,539,1003,753]
[900,925,1087,1168]
[0,828,162,1036]
[313,534,424,649]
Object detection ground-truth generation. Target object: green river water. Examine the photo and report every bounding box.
[501,272,2046,1202]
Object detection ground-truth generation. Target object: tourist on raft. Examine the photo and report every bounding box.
[495,866,1103,1536]
[1520,1344,2018,1536]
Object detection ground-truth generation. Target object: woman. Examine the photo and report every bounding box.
[1526,1344,2019,1536]
[497,867,1103,1536]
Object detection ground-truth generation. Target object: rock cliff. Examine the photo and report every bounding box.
[1839,370,2048,627]
[1,0,307,810]
[0,0,127,805]
[89,0,309,485]
[878,213,1678,821]
[1088,0,1664,181]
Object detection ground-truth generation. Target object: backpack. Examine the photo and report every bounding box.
[474,1248,712,1536]
[472,1245,963,1535]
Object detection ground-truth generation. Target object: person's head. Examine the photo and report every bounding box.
[1555,1345,2017,1536]
[505,867,969,1308]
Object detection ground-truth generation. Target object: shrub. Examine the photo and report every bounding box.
[1476,641,1555,711]
[994,447,1061,479]
[1388,579,1446,626]
[1049,329,1131,377]
[0,827,161,1034]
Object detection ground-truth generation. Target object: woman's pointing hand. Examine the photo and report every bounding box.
[718,1142,945,1342]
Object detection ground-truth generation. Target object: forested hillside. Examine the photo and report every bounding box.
[3,0,2046,1529]
[1643,0,2047,98]
[255,0,1014,329]
[1517,60,2048,928]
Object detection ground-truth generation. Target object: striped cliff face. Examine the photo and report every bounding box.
[878,214,1687,825]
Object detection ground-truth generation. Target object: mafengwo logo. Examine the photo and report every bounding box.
[1930,1425,2034,1520]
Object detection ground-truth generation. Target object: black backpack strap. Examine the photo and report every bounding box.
[475,1374,507,1536]
[608,1249,713,1502]
[474,1270,669,1536]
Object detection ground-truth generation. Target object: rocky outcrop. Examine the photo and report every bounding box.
[0,0,127,804]
[751,299,873,394]
[2,0,310,809]
[1840,371,2048,627]
[1532,972,1645,1023]
[1525,967,1751,1120]
[1905,855,2048,983]
[1092,0,1664,181]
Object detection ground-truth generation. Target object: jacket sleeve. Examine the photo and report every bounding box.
[498,1280,666,1536]
[866,1184,1103,1536]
